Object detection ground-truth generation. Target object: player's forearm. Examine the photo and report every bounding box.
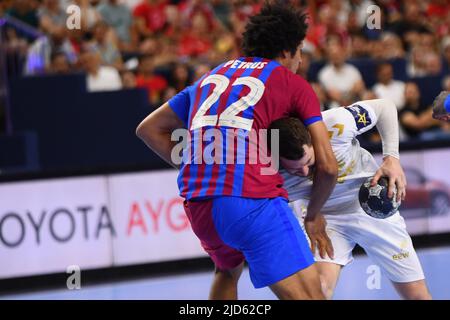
[305,122,338,218]
[137,129,179,169]
[366,99,400,159]
[136,103,185,169]
[306,163,338,219]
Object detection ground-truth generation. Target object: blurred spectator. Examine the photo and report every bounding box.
[311,82,329,111]
[133,0,169,38]
[318,42,365,107]
[399,82,441,139]
[169,63,191,92]
[70,0,102,30]
[25,27,77,75]
[211,29,239,65]
[88,21,123,69]
[3,25,28,53]
[164,4,183,38]
[442,75,450,92]
[97,0,136,51]
[211,0,232,29]
[229,0,262,48]
[178,12,213,58]
[424,51,443,76]
[80,50,122,92]
[306,2,349,54]
[373,62,405,110]
[407,45,428,78]
[178,0,218,32]
[38,0,67,34]
[420,31,439,53]
[136,55,168,105]
[5,0,39,29]
[121,70,137,89]
[426,0,449,39]
[349,31,370,58]
[298,50,312,80]
[162,86,177,101]
[361,90,377,100]
[443,36,450,72]
[48,51,72,74]
[390,2,430,46]
[192,63,210,82]
[349,0,375,27]
[379,32,405,59]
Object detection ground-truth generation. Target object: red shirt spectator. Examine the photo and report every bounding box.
[136,55,168,105]
[178,12,212,58]
[178,0,216,32]
[178,33,212,58]
[136,75,168,104]
[133,0,168,34]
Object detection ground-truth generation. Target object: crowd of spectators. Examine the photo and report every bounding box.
[1,0,449,141]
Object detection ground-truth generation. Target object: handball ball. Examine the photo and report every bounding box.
[359,176,401,219]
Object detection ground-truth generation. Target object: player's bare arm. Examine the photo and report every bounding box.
[136,102,184,169]
[304,121,338,259]
[361,99,406,202]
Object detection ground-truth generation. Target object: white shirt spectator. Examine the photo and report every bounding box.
[87,66,123,92]
[318,63,363,94]
[373,80,406,110]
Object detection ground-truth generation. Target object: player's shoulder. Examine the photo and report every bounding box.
[323,102,377,137]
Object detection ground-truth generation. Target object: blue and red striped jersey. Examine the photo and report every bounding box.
[168,57,322,200]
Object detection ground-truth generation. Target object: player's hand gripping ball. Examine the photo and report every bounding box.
[359,176,401,219]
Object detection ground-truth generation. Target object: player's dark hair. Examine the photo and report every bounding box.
[242,1,308,59]
[268,117,311,160]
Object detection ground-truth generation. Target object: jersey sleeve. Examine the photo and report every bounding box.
[168,86,191,127]
[323,102,378,145]
[289,74,322,126]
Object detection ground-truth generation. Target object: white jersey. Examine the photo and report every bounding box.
[284,102,425,284]
[282,102,379,215]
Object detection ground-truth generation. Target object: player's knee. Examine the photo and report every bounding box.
[215,265,243,283]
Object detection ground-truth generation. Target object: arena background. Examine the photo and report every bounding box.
[0,0,449,299]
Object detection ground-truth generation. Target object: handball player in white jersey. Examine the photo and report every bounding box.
[270,99,432,299]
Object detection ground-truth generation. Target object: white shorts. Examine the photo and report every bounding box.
[291,201,425,283]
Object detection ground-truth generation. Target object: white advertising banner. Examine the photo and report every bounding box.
[108,170,206,266]
[0,177,113,279]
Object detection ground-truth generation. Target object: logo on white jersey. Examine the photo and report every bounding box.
[345,105,372,131]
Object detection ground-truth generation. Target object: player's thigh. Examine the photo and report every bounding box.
[316,262,342,300]
[392,280,432,300]
[355,211,425,283]
[269,263,325,300]
[184,200,245,270]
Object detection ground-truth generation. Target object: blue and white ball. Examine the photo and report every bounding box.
[359,176,401,219]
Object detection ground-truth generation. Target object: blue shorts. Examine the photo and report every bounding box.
[210,196,314,288]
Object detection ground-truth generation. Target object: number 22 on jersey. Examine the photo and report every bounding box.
[190,74,265,131]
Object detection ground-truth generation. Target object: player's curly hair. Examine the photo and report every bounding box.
[242,1,308,60]
[268,117,311,160]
